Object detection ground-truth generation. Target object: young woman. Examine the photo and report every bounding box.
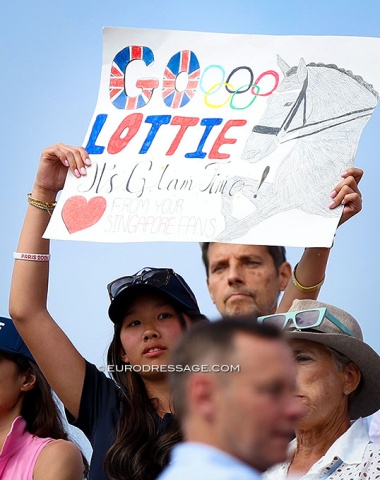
[8,142,207,480]
[0,316,86,479]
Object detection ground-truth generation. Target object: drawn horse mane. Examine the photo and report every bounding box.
[215,57,379,242]
[286,62,379,100]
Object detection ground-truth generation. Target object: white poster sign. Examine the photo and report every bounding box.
[45,27,380,246]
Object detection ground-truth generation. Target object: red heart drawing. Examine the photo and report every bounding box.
[62,196,107,234]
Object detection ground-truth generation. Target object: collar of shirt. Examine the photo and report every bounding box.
[168,442,261,478]
[302,417,369,473]
[0,416,27,461]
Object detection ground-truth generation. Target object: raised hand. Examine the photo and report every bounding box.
[33,143,91,200]
[329,167,363,226]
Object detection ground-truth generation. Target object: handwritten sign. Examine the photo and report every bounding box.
[45,27,380,246]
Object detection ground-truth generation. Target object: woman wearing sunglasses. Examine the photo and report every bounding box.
[259,299,380,479]
[9,144,206,480]
[0,316,87,479]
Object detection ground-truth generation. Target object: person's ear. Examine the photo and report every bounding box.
[343,362,361,396]
[188,373,218,421]
[120,347,129,364]
[21,369,37,392]
[278,262,292,291]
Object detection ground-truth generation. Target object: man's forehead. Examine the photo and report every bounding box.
[209,243,269,259]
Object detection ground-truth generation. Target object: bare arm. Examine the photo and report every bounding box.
[277,247,330,312]
[277,167,363,312]
[9,144,91,418]
[34,439,84,480]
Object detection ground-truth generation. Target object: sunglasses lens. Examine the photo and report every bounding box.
[109,276,134,298]
[261,314,287,328]
[294,309,320,328]
[109,269,172,300]
[141,269,169,286]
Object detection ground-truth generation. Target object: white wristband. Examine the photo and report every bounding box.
[14,252,50,262]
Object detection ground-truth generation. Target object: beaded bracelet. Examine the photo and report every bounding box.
[291,262,325,293]
[27,193,57,212]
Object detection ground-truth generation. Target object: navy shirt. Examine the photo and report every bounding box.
[68,361,174,480]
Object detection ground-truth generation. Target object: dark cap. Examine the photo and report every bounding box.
[0,316,34,362]
[108,267,200,324]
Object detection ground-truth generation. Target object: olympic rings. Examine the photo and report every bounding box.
[251,70,280,97]
[204,82,235,108]
[199,65,226,94]
[200,66,280,110]
[230,84,261,110]
[225,67,254,94]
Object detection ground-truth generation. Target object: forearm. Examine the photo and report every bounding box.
[10,142,89,320]
[10,194,86,416]
[9,144,90,416]
[9,186,56,321]
[277,247,330,313]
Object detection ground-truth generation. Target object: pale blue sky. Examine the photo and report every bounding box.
[1,0,379,372]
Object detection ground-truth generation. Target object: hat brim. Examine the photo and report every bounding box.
[108,284,199,324]
[0,346,35,363]
[285,330,380,419]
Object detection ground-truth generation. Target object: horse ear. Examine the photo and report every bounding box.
[277,55,291,75]
[297,58,307,83]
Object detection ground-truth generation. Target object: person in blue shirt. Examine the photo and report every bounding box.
[157,317,305,480]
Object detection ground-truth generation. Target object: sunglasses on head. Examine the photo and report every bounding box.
[107,267,197,305]
[257,307,353,336]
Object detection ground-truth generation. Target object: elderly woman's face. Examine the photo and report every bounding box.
[289,339,349,428]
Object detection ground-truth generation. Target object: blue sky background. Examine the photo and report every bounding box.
[1,0,380,453]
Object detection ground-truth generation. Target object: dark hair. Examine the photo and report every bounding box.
[200,243,287,277]
[169,315,283,423]
[104,306,207,480]
[2,351,89,477]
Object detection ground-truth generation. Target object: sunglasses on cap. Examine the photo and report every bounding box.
[107,267,198,305]
[257,307,353,336]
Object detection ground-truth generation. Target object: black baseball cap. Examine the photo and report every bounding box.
[108,267,201,324]
[0,316,34,362]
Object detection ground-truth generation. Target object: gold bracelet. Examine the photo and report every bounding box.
[291,262,325,293]
[27,193,57,212]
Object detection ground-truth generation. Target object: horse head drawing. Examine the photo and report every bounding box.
[216,56,379,242]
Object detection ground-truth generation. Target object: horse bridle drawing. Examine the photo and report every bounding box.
[250,66,376,144]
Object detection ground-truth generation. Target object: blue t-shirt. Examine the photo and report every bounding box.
[68,361,174,480]
[157,443,261,480]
